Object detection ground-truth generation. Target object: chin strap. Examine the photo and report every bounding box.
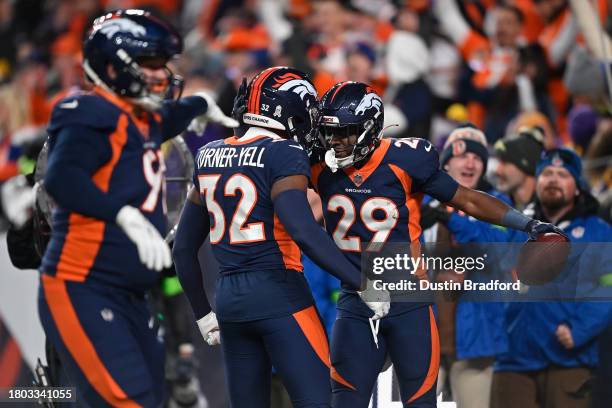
[324,148,357,173]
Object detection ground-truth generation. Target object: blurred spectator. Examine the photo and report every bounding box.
[491,148,612,408]
[493,126,545,210]
[585,116,612,223]
[386,6,432,138]
[427,125,507,408]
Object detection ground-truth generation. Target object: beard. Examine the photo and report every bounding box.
[539,187,570,211]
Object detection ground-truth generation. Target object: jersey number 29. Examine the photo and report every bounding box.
[327,194,399,252]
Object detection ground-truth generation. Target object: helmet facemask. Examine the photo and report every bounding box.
[321,116,381,172]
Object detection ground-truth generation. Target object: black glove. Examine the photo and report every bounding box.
[231,77,248,123]
[420,200,451,230]
[525,220,569,242]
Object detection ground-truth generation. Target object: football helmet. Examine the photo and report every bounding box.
[82,9,184,110]
[319,81,384,170]
[232,66,319,143]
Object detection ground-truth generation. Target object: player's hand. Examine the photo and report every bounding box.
[197,312,221,346]
[526,220,568,242]
[188,91,239,135]
[116,206,172,271]
[359,279,391,320]
[420,199,451,230]
[555,323,574,349]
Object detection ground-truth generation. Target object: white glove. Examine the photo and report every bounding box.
[197,312,221,346]
[359,279,391,321]
[116,206,172,271]
[188,91,239,135]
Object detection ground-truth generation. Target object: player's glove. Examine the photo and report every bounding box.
[197,312,221,346]
[420,199,451,230]
[359,279,391,320]
[188,91,239,135]
[116,206,172,271]
[525,220,569,242]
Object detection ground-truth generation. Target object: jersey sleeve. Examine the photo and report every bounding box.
[44,124,123,222]
[266,139,311,184]
[160,96,208,142]
[393,138,459,203]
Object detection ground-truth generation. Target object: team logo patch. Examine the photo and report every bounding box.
[452,140,466,156]
[98,18,146,39]
[571,226,584,239]
[551,154,564,167]
[272,73,317,106]
[273,105,282,117]
[355,93,382,116]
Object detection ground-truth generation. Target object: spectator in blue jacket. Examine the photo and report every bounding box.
[422,125,508,408]
[490,148,612,408]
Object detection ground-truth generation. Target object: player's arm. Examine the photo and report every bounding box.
[447,184,565,239]
[172,187,221,345]
[403,140,565,240]
[160,93,238,141]
[46,124,171,270]
[45,124,124,221]
[271,175,363,290]
[172,187,212,319]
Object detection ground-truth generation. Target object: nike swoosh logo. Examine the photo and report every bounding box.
[289,145,304,150]
[60,100,78,109]
[424,143,432,152]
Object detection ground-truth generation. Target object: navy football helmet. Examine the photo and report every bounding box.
[232,66,319,143]
[83,9,184,110]
[319,81,384,170]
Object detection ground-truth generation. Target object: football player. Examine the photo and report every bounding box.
[310,81,565,407]
[172,67,371,408]
[39,10,237,407]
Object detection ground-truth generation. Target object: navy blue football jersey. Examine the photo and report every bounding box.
[194,127,315,321]
[312,138,459,316]
[42,87,205,291]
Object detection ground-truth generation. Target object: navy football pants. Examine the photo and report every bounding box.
[219,305,351,408]
[330,305,439,407]
[38,275,165,408]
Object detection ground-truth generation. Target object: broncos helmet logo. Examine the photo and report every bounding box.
[354,93,382,116]
[98,18,147,39]
[273,73,317,107]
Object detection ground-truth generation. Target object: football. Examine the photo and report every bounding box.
[516,232,571,285]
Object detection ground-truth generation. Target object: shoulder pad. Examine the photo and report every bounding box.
[48,93,121,134]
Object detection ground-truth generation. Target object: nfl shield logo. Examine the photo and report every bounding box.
[353,173,363,186]
[552,154,563,167]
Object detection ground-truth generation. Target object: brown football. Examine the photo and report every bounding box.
[516,232,571,285]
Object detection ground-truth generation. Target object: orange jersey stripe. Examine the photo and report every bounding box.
[56,115,129,281]
[273,214,303,271]
[292,306,356,390]
[407,305,440,403]
[310,162,326,191]
[0,338,21,387]
[388,163,423,242]
[388,164,426,279]
[224,134,269,145]
[41,275,141,407]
